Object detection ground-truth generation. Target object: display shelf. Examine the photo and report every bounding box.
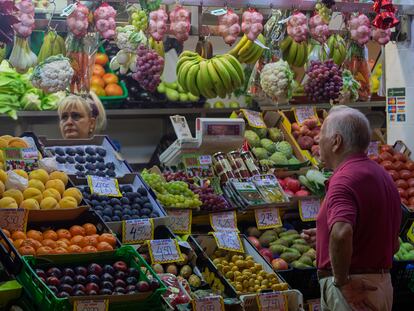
[260,100,386,111]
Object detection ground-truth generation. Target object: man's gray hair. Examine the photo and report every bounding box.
[324,105,371,152]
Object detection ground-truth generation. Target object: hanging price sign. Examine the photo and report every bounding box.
[294,106,318,125]
[87,176,122,197]
[299,198,321,222]
[192,295,225,311]
[0,209,28,232]
[73,299,108,311]
[255,207,282,229]
[149,239,183,264]
[212,231,244,253]
[122,218,154,244]
[257,292,287,311]
[241,109,267,128]
[167,209,192,235]
[210,211,238,232]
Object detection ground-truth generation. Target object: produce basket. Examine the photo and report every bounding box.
[240,289,304,311]
[16,245,166,311]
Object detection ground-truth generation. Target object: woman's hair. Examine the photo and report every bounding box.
[58,91,107,132]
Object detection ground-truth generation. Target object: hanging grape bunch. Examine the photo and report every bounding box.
[132,44,164,92]
[315,1,333,23]
[131,8,148,31]
[305,59,343,102]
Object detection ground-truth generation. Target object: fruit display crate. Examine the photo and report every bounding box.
[240,289,304,311]
[15,246,166,311]
[71,173,168,236]
[0,262,23,308]
[39,135,133,178]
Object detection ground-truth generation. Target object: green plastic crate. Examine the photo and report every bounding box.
[17,246,166,311]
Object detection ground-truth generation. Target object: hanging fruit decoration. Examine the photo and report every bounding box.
[218,10,240,46]
[94,3,117,40]
[148,8,168,42]
[169,6,191,42]
[241,8,264,42]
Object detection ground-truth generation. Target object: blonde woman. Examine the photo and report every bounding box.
[58,92,107,139]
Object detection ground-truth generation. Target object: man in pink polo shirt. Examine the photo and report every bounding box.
[302,106,401,311]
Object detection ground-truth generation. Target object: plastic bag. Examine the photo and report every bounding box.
[5,171,28,191]
[169,6,190,42]
[218,9,240,46]
[39,157,58,173]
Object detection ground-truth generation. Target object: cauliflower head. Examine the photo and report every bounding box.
[260,60,294,100]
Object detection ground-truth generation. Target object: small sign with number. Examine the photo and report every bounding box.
[255,207,282,229]
[212,231,244,253]
[167,209,192,234]
[149,239,183,264]
[241,109,267,128]
[294,106,318,125]
[192,295,225,311]
[122,218,154,244]
[73,299,108,311]
[299,198,321,221]
[0,209,28,232]
[210,211,238,232]
[257,292,286,311]
[87,176,122,197]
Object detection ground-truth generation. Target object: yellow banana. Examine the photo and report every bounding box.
[280,36,292,52]
[185,63,200,97]
[238,39,254,58]
[176,55,201,75]
[217,55,242,89]
[212,58,232,92]
[229,35,248,57]
[207,60,226,98]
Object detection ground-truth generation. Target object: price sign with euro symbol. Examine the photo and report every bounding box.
[255,207,282,229]
[210,211,238,232]
[299,198,321,222]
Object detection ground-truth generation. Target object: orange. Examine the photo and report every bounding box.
[56,229,71,240]
[70,235,84,246]
[69,225,86,237]
[98,233,117,247]
[2,229,10,238]
[91,75,105,88]
[27,230,43,242]
[55,241,69,249]
[18,245,36,255]
[96,241,113,251]
[58,238,71,245]
[36,246,53,255]
[105,83,123,96]
[22,238,41,250]
[13,239,24,248]
[79,236,98,248]
[11,231,26,240]
[102,73,119,85]
[42,239,57,248]
[95,53,109,66]
[91,85,106,97]
[43,230,58,241]
[93,64,105,77]
[54,247,68,254]
[67,245,82,253]
[83,223,97,236]
[81,246,97,253]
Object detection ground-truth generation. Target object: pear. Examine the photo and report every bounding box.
[166,88,180,101]
[157,82,166,93]
[179,93,189,102]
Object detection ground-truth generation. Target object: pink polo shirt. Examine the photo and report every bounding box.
[316,153,401,270]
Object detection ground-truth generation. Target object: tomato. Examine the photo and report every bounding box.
[91,75,105,88]
[93,64,105,77]
[405,161,414,171]
[388,170,399,181]
[407,188,414,198]
[95,53,109,66]
[381,160,393,170]
[399,169,412,180]
[398,188,407,199]
[392,161,405,171]
[380,145,394,154]
[393,153,407,162]
[408,196,414,206]
[396,179,409,189]
[407,178,414,188]
[102,73,119,85]
[379,152,393,162]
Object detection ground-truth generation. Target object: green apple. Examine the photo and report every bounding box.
[228,101,240,108]
[214,101,226,108]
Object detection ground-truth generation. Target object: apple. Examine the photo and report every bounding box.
[101,273,114,282]
[62,268,75,278]
[60,283,73,294]
[99,288,112,295]
[35,269,46,279]
[259,248,273,263]
[46,276,60,287]
[48,285,58,294]
[115,287,126,294]
[126,285,136,292]
[103,264,115,275]
[85,282,100,293]
[86,274,100,284]
[101,281,114,290]
[74,275,86,284]
[126,276,137,285]
[88,290,98,295]
[73,284,86,292]
[286,178,301,193]
[228,101,240,108]
[213,101,225,108]
[137,281,150,292]
[150,279,160,290]
[113,261,128,272]
[127,267,139,278]
[60,276,74,286]
[114,271,126,280]
[47,267,62,278]
[88,263,103,276]
[271,258,289,270]
[74,266,87,277]
[57,292,70,298]
[247,236,261,250]
[73,290,85,296]
[114,279,126,288]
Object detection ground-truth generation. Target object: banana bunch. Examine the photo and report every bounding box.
[195,37,213,59]
[202,267,225,293]
[149,37,165,58]
[229,34,265,64]
[327,34,347,66]
[176,51,245,99]
[37,31,66,63]
[280,36,308,67]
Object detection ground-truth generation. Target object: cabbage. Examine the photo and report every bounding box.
[21,89,42,111]
[251,127,268,139]
[270,152,288,165]
[252,147,269,160]
[276,141,293,159]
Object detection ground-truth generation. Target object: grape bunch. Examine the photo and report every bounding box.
[315,2,332,23]
[163,171,194,183]
[132,44,164,92]
[305,59,343,102]
[190,184,231,212]
[131,9,148,31]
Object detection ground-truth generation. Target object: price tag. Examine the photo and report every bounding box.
[254,39,269,50]
[122,218,154,244]
[167,209,192,234]
[210,211,238,232]
[61,3,78,17]
[0,209,28,232]
[257,292,287,311]
[210,8,227,16]
[170,115,192,139]
[406,221,414,243]
[192,295,225,311]
[294,106,318,125]
[73,299,108,311]
[255,207,282,229]
[367,141,380,156]
[241,109,266,128]
[87,176,122,197]
[149,239,183,264]
[299,198,321,222]
[212,231,244,253]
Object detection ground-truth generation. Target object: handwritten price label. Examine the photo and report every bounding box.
[299,198,321,222]
[210,211,238,232]
[87,176,122,197]
[212,231,244,253]
[294,106,318,125]
[192,295,225,311]
[0,209,28,232]
[255,207,282,229]
[149,239,183,264]
[122,218,154,244]
[241,109,266,128]
[73,299,108,311]
[257,292,286,311]
[167,209,192,234]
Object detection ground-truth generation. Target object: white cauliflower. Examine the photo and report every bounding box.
[31,55,73,93]
[260,60,294,100]
[115,26,147,52]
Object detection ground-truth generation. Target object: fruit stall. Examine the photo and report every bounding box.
[1,0,414,310]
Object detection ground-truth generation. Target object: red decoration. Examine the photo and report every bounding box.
[372,0,399,30]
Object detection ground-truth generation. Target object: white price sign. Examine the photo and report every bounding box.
[192,295,225,311]
[0,209,28,232]
[122,218,153,244]
[212,231,244,253]
[87,176,121,197]
[73,299,108,311]
[294,106,317,124]
[167,209,192,234]
[255,207,282,229]
[257,292,286,311]
[149,239,183,264]
[210,211,238,232]
[299,198,321,221]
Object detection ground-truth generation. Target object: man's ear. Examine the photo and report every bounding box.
[332,134,343,153]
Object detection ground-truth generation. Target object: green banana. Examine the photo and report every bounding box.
[280,36,293,52]
[197,68,216,98]
[238,39,254,57]
[177,60,199,92]
[176,55,201,74]
[223,54,245,84]
[285,41,298,65]
[179,50,200,58]
[185,63,201,97]
[207,60,226,98]
[244,44,263,64]
[239,42,260,63]
[212,58,232,92]
[217,56,242,89]
[229,35,248,57]
[293,42,304,67]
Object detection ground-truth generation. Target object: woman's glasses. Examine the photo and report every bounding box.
[60,112,84,122]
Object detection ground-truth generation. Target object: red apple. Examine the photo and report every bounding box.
[247,236,261,250]
[271,258,289,270]
[286,178,301,193]
[259,248,273,263]
[113,261,128,272]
